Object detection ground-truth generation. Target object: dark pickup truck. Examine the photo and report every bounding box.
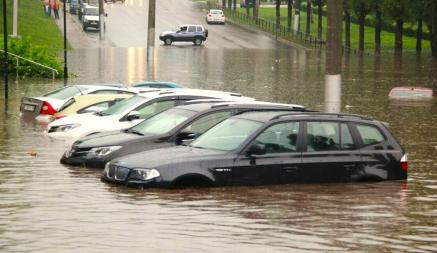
[159,25,208,46]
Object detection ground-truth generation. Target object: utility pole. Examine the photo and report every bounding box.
[3,0,9,99]
[294,0,300,32]
[147,0,156,63]
[325,0,343,113]
[99,0,104,39]
[11,0,18,38]
[63,0,68,80]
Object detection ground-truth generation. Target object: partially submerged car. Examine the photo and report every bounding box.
[53,94,133,121]
[47,89,254,141]
[20,84,137,122]
[61,101,305,168]
[206,9,225,25]
[132,81,182,89]
[159,25,208,46]
[102,111,407,188]
[388,86,434,99]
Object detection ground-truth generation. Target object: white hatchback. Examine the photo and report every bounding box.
[206,9,225,25]
[47,89,254,142]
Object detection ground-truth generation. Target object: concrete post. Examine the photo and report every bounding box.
[99,0,104,39]
[147,0,156,63]
[12,0,18,37]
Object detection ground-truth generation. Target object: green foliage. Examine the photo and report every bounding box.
[1,38,63,78]
[381,0,413,22]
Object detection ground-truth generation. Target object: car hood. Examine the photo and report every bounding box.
[160,31,175,36]
[112,146,227,169]
[84,15,99,21]
[75,130,159,148]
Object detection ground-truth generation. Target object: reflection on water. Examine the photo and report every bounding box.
[0,47,436,252]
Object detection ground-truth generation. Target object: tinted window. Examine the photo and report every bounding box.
[356,124,385,146]
[188,26,196,32]
[253,122,300,153]
[183,111,232,135]
[130,108,195,136]
[78,101,111,114]
[43,86,88,100]
[307,122,340,151]
[135,100,177,119]
[341,123,356,150]
[191,118,262,151]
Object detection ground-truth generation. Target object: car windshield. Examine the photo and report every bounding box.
[85,8,99,16]
[190,118,262,151]
[129,108,196,136]
[98,95,145,116]
[43,86,88,100]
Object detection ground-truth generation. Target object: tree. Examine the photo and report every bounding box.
[316,0,325,40]
[276,0,281,27]
[423,0,437,57]
[294,0,301,31]
[413,1,424,52]
[370,0,382,54]
[288,0,293,31]
[382,0,412,54]
[343,0,351,50]
[306,0,312,35]
[350,0,372,52]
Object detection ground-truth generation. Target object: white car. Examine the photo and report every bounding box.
[206,9,225,25]
[47,89,254,142]
[20,84,158,122]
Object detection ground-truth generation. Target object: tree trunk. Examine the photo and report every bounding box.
[358,8,365,51]
[222,0,226,9]
[432,0,437,57]
[233,0,236,11]
[306,0,311,35]
[228,0,232,10]
[416,11,423,52]
[246,0,250,16]
[254,0,259,23]
[276,0,281,27]
[395,19,403,54]
[317,0,322,40]
[344,10,351,50]
[288,0,293,31]
[375,6,382,54]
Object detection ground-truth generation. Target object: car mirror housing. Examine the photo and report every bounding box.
[126,111,140,121]
[176,129,197,144]
[246,144,266,156]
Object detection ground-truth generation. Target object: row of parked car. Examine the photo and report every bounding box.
[20,83,408,189]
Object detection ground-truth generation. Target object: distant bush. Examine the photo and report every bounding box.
[0,37,64,78]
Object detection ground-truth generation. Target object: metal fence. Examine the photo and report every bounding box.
[224,9,325,48]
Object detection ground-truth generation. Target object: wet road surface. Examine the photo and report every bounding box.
[1,0,437,252]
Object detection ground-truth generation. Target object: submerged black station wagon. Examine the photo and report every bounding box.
[102,111,408,188]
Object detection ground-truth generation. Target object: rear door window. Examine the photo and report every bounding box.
[306,122,357,151]
[356,124,385,146]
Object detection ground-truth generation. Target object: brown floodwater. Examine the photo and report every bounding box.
[0,47,436,252]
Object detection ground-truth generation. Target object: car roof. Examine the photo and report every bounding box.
[180,24,204,27]
[234,111,374,123]
[136,88,254,101]
[175,101,305,113]
[72,94,132,101]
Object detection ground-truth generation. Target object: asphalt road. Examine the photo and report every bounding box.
[64,0,291,49]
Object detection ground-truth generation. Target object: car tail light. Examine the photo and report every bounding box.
[400,154,408,172]
[40,101,56,115]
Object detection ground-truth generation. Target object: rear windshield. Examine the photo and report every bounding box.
[43,86,88,100]
[98,95,145,116]
[211,10,223,14]
[85,8,99,16]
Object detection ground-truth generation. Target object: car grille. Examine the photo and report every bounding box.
[107,164,130,182]
[67,147,91,158]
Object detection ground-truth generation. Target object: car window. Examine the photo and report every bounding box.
[252,122,300,153]
[188,26,196,32]
[84,8,98,16]
[356,124,385,146]
[135,100,177,119]
[196,26,203,32]
[211,10,223,15]
[78,101,111,114]
[99,95,145,116]
[190,118,262,151]
[180,26,187,32]
[57,98,76,112]
[307,121,340,151]
[89,90,120,95]
[183,111,232,135]
[43,86,88,100]
[130,108,196,136]
[341,123,356,150]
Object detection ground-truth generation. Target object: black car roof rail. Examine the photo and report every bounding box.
[181,99,236,105]
[138,89,162,93]
[234,108,307,116]
[211,102,305,109]
[269,112,373,121]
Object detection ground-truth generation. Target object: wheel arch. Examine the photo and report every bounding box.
[171,173,215,188]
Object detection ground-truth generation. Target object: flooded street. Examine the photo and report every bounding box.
[1,0,437,251]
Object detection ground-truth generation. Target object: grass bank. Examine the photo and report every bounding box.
[235,7,431,52]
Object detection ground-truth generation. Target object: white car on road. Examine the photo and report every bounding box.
[206,9,225,25]
[47,89,254,142]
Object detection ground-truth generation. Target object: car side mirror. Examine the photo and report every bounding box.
[176,129,197,144]
[246,144,266,156]
[126,111,140,121]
